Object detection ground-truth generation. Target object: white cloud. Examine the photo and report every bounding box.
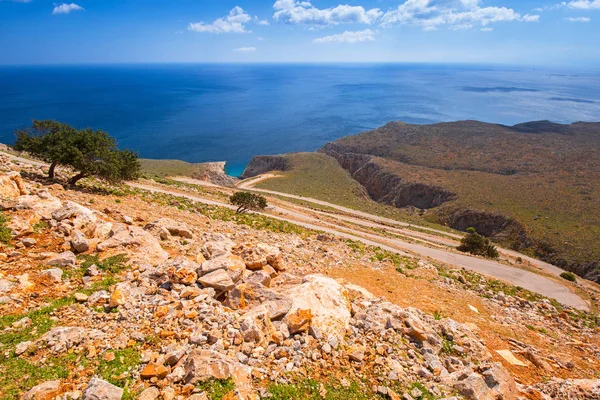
[234,47,257,52]
[379,0,539,30]
[566,16,591,21]
[313,29,376,43]
[189,6,252,33]
[255,16,270,26]
[480,27,493,31]
[568,0,600,9]
[52,3,84,15]
[273,0,382,26]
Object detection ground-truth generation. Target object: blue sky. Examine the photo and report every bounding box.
[0,0,598,65]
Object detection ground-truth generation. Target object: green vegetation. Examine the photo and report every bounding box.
[252,153,437,227]
[196,378,236,400]
[98,347,141,399]
[560,271,577,282]
[0,296,74,348]
[325,120,600,278]
[0,212,11,245]
[0,353,74,399]
[457,228,499,259]
[79,253,129,274]
[14,120,140,185]
[267,379,378,400]
[230,191,267,214]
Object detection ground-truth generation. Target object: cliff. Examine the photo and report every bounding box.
[240,155,290,179]
[320,144,456,209]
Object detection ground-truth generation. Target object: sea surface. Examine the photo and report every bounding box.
[1,63,599,176]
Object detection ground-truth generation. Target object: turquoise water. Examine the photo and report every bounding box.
[1,64,599,176]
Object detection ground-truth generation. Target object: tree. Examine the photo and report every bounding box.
[457,227,499,259]
[14,120,78,179]
[230,192,267,214]
[14,120,141,185]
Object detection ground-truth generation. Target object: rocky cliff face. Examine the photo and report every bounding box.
[191,162,238,187]
[240,155,290,180]
[320,144,455,209]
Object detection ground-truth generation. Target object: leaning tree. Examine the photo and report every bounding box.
[14,120,141,185]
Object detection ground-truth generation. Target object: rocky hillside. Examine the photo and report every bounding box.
[1,153,600,400]
[320,121,600,282]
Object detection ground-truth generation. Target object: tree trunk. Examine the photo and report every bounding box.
[68,172,86,185]
[48,161,58,179]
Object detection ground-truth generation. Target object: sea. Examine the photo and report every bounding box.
[1,63,599,176]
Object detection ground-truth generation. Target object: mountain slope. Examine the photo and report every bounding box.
[320,120,600,281]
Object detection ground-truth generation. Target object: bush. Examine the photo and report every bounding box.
[0,212,11,245]
[560,271,577,282]
[14,120,140,185]
[230,192,267,214]
[457,227,499,259]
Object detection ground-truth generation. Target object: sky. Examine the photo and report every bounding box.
[0,0,598,66]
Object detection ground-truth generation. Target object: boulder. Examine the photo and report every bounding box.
[0,172,27,199]
[138,387,160,400]
[282,274,351,341]
[145,218,193,239]
[183,349,253,398]
[39,326,106,353]
[167,257,200,285]
[97,224,168,266]
[202,235,235,259]
[23,380,60,400]
[38,268,63,284]
[16,195,62,220]
[46,251,76,267]
[71,230,90,253]
[83,377,123,400]
[199,254,245,283]
[140,363,169,380]
[239,306,280,346]
[198,269,235,293]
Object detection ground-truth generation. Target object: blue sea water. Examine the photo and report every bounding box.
[1,63,599,176]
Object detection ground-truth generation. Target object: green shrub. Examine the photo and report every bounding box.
[229,192,267,214]
[0,212,11,245]
[457,227,499,259]
[560,271,577,282]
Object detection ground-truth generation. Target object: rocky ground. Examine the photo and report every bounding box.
[1,153,600,400]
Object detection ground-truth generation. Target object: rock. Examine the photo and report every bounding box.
[246,270,271,288]
[167,258,199,285]
[24,380,60,400]
[40,326,106,353]
[202,234,235,259]
[282,274,351,341]
[15,340,32,356]
[348,346,365,362]
[74,292,89,302]
[138,387,160,400]
[140,362,169,380]
[108,288,126,308]
[145,218,193,238]
[16,195,62,220]
[183,349,253,397]
[46,251,76,267]
[199,254,245,283]
[38,268,64,283]
[198,269,235,293]
[283,309,312,334]
[71,230,90,253]
[83,377,123,400]
[97,223,168,266]
[21,237,37,247]
[529,378,600,399]
[123,215,133,225]
[240,306,280,346]
[0,279,15,293]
